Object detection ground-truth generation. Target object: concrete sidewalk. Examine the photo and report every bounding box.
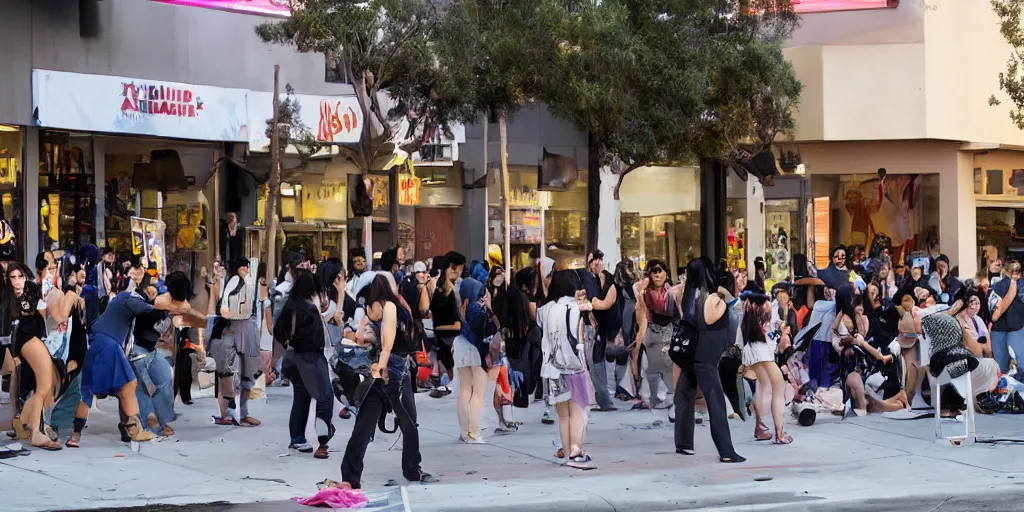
[1,385,1023,511]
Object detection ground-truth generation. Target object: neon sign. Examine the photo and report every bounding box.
[794,0,897,13]
[151,0,290,17]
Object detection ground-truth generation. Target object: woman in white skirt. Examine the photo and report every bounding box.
[738,288,791,444]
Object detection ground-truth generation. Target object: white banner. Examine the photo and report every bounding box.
[247,91,363,152]
[33,69,249,142]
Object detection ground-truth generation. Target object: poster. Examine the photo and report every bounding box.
[131,217,168,278]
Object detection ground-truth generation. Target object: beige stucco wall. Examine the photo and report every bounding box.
[785,0,1024,147]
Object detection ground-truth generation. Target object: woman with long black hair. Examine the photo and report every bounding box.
[211,258,261,426]
[9,261,84,451]
[273,269,336,458]
[674,257,743,463]
[831,284,900,416]
[341,275,434,488]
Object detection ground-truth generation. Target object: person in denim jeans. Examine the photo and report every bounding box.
[341,275,434,489]
[990,260,1024,378]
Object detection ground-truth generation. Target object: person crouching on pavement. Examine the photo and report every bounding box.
[341,275,435,488]
[211,258,262,426]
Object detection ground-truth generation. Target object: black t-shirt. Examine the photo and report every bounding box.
[133,307,171,351]
[400,276,424,320]
[993,279,1024,333]
[592,270,621,336]
[431,288,461,328]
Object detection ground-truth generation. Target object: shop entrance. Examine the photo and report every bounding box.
[415,208,454,261]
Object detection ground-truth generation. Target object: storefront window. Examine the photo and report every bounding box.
[620,166,700,274]
[0,127,23,259]
[726,198,747,271]
[977,208,1020,261]
[764,199,802,281]
[488,167,588,270]
[39,131,95,251]
[811,174,939,265]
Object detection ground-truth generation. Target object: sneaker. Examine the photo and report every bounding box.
[289,442,314,453]
[404,468,438,484]
[338,406,352,420]
[541,406,555,425]
[462,431,485,444]
[494,422,518,435]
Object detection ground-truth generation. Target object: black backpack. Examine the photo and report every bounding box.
[669,292,703,367]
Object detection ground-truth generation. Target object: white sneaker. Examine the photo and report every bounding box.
[541,409,554,425]
[461,431,485,444]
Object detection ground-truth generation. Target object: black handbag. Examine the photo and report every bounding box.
[668,319,697,367]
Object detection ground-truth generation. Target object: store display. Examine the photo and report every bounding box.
[131,217,167,278]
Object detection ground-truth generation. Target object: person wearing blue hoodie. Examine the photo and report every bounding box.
[453,278,496,443]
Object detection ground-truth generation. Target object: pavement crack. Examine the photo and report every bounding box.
[570,485,618,512]
[926,495,954,512]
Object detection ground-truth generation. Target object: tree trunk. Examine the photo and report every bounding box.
[266,65,281,279]
[597,160,622,269]
[498,114,511,277]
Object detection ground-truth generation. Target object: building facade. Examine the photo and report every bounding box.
[784,0,1024,277]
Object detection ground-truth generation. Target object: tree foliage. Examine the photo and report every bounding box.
[543,0,802,195]
[992,0,1024,130]
[256,0,476,171]
[267,84,317,160]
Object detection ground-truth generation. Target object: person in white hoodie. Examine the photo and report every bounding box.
[538,270,594,468]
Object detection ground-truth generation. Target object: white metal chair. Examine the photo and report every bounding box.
[932,367,976,446]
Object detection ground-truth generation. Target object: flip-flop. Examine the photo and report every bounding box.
[32,439,62,451]
[240,416,262,427]
[773,434,793,445]
[5,443,31,456]
[0,447,18,459]
[65,435,80,449]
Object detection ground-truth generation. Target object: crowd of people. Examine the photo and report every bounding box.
[0,229,1016,484]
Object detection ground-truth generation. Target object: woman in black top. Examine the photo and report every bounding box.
[429,256,462,389]
[273,269,335,459]
[674,257,743,463]
[341,275,435,489]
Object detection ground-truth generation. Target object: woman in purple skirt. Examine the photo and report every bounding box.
[538,270,594,468]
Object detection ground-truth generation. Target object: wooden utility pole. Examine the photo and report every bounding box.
[266,65,281,278]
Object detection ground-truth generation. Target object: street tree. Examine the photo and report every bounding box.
[435,0,563,275]
[543,0,802,264]
[256,0,476,259]
[992,0,1024,130]
[263,79,316,274]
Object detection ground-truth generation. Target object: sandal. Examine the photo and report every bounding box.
[65,432,81,448]
[314,445,330,459]
[214,416,239,426]
[159,425,175,437]
[754,422,772,441]
[554,448,565,459]
[773,434,793,445]
[31,436,62,451]
[240,416,262,427]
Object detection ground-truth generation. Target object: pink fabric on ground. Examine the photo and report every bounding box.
[292,487,369,509]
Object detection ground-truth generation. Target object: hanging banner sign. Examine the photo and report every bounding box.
[32,69,249,142]
[398,175,422,206]
[247,92,363,151]
[151,0,291,17]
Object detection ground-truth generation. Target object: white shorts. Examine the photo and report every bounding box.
[453,335,482,369]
